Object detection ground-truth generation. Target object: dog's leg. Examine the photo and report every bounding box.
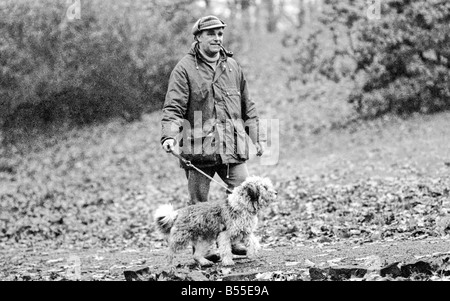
[246,233,261,258]
[217,231,234,266]
[167,239,176,268]
[167,227,182,269]
[167,249,175,265]
[165,241,176,273]
[193,239,214,267]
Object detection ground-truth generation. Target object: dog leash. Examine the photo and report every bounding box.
[169,150,234,194]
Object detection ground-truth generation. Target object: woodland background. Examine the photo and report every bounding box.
[1,0,449,136]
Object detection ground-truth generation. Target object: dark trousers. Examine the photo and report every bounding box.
[185,163,249,205]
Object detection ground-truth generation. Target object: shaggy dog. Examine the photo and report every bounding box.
[154,176,277,267]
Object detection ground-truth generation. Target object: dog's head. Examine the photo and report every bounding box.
[230,176,277,213]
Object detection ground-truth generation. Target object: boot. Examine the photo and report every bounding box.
[231,243,247,256]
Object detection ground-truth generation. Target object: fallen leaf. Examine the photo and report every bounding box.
[327,257,345,266]
[304,259,315,267]
[255,271,273,280]
[46,258,65,264]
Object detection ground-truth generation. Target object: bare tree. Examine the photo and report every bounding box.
[298,0,322,29]
[265,0,277,32]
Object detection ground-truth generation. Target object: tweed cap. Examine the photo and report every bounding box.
[192,15,226,35]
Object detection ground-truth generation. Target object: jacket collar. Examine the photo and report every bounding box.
[189,42,234,80]
[189,41,233,63]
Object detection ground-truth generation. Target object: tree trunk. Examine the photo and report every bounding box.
[240,0,251,31]
[265,0,277,32]
[227,0,238,22]
[298,0,305,28]
[253,0,262,33]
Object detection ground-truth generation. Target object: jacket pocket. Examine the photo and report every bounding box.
[224,88,242,119]
[180,134,218,165]
[225,88,240,97]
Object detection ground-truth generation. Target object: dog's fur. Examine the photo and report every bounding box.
[154,176,277,266]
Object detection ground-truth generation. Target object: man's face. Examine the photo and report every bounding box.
[197,28,224,57]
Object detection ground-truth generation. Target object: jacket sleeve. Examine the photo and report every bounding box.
[161,64,189,145]
[239,65,266,144]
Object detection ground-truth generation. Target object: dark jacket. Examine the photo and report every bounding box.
[161,42,264,168]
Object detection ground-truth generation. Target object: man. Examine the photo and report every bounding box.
[161,15,265,205]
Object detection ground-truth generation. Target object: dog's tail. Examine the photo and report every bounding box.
[154,204,178,235]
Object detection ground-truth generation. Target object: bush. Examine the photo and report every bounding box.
[0,0,197,131]
[350,0,450,117]
[283,0,450,119]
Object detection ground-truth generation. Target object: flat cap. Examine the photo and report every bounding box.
[192,15,226,35]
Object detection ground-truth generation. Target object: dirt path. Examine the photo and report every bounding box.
[2,236,448,281]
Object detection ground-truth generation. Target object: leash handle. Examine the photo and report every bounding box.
[169,150,234,194]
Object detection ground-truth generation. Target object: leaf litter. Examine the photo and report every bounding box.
[1,114,450,281]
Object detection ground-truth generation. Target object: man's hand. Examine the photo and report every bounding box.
[162,138,176,153]
[255,141,266,157]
